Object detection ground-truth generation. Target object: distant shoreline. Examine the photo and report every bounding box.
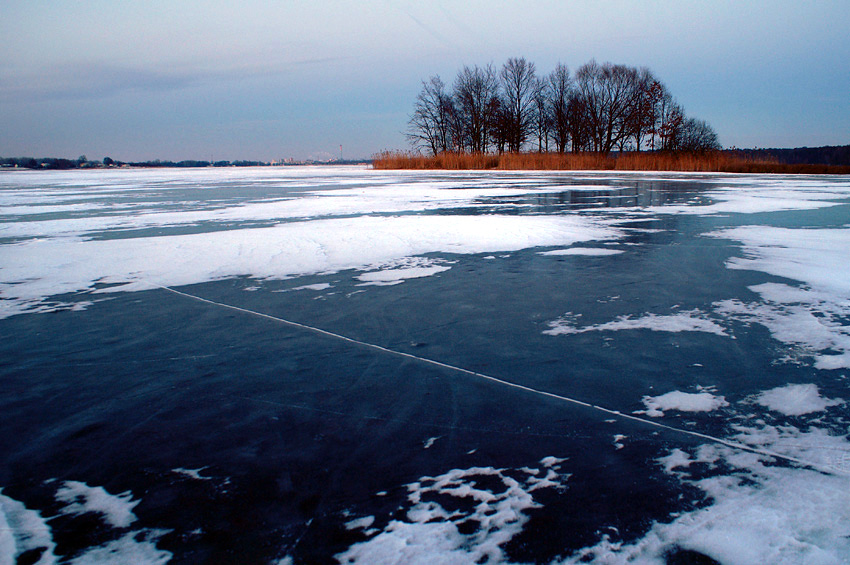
[0,158,372,171]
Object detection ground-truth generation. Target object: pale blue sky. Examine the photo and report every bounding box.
[2,1,848,161]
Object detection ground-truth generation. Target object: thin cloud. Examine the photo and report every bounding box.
[0,56,355,104]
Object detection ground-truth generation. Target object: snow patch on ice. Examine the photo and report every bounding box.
[345,516,376,531]
[0,214,622,319]
[55,481,139,529]
[289,283,332,291]
[172,467,214,481]
[538,248,624,256]
[652,181,850,216]
[714,226,850,295]
[68,530,171,565]
[709,225,850,369]
[0,489,57,565]
[544,309,728,337]
[637,390,729,418]
[564,423,850,564]
[336,457,568,564]
[358,264,451,286]
[753,383,844,416]
[2,483,171,565]
[423,437,440,449]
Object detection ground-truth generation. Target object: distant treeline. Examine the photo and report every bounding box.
[725,146,850,167]
[0,156,373,170]
[407,57,720,156]
[0,156,270,170]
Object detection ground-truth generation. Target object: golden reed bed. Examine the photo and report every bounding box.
[373,151,850,174]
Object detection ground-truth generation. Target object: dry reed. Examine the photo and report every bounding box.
[372,150,850,174]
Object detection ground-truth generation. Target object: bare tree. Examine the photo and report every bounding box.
[628,68,663,152]
[657,94,685,151]
[642,78,667,151]
[567,92,591,152]
[499,57,537,152]
[532,77,551,152]
[678,118,721,152]
[489,95,510,154]
[548,63,571,153]
[573,60,641,154]
[407,75,454,155]
[453,64,499,153]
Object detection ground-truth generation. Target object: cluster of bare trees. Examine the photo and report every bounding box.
[407,58,720,156]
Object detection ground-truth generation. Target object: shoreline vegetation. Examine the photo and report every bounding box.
[372,150,850,174]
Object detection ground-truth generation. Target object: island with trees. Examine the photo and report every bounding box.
[375,57,849,173]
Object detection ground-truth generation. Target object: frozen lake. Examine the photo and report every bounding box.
[1,166,849,564]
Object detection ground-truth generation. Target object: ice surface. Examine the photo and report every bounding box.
[544,309,728,336]
[637,390,729,417]
[0,167,632,241]
[5,168,850,562]
[754,383,844,416]
[55,481,139,529]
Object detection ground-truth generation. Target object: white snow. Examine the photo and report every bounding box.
[0,214,621,319]
[0,167,630,241]
[172,467,213,481]
[336,458,568,564]
[651,178,850,216]
[0,490,57,565]
[289,283,332,291]
[357,265,451,286]
[345,516,376,531]
[68,531,171,565]
[55,481,139,529]
[423,437,440,449]
[754,383,844,416]
[637,390,729,417]
[544,309,728,337]
[564,423,850,564]
[1,484,170,565]
[710,225,850,369]
[538,248,624,256]
[713,226,850,295]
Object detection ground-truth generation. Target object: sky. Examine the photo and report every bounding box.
[1,1,848,161]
